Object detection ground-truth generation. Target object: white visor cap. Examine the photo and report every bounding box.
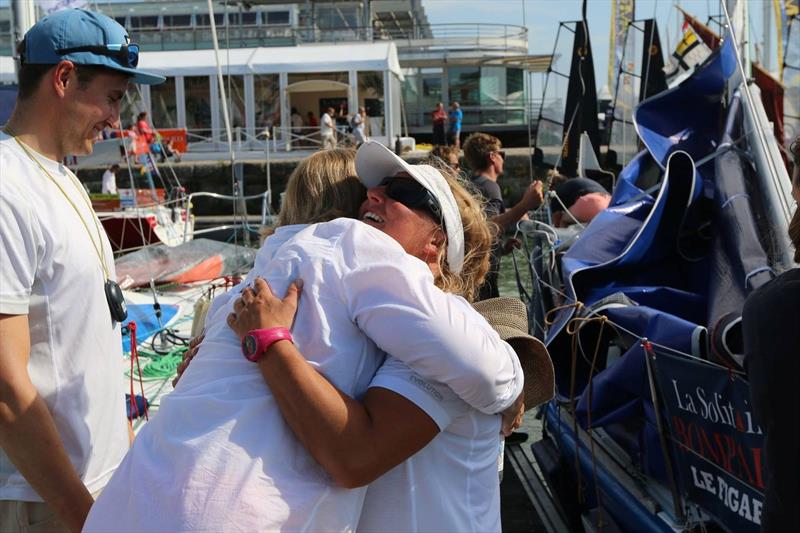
[355,141,465,274]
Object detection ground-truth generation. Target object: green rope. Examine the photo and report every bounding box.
[125,346,187,381]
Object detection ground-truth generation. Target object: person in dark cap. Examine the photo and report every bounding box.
[0,9,163,532]
[549,176,611,228]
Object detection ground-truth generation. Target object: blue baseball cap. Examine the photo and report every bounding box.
[21,9,164,85]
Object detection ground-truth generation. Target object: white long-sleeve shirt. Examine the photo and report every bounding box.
[85,218,522,532]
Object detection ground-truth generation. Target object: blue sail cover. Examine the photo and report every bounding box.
[541,32,772,491]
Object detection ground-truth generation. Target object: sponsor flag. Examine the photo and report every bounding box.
[651,349,765,533]
[608,0,636,90]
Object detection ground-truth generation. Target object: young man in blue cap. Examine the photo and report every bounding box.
[0,9,163,532]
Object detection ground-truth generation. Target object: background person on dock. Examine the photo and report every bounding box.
[428,144,461,173]
[320,106,336,149]
[352,106,367,145]
[742,137,800,533]
[84,144,524,532]
[448,101,463,149]
[463,132,544,300]
[102,163,119,194]
[431,101,448,145]
[0,9,164,532]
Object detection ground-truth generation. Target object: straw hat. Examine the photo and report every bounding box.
[473,297,555,410]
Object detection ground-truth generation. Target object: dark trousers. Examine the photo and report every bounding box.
[432,123,446,145]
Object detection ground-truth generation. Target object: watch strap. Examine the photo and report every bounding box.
[242,327,293,362]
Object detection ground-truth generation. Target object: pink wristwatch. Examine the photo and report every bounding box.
[241,327,293,362]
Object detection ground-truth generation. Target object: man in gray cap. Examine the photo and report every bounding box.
[0,9,163,532]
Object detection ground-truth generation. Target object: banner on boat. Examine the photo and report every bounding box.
[651,350,765,533]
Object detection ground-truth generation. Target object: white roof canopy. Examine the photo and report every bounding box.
[137,41,403,80]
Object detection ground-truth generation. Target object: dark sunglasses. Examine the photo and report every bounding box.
[57,43,140,68]
[381,177,444,226]
[495,150,506,160]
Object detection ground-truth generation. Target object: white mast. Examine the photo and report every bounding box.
[11,0,37,71]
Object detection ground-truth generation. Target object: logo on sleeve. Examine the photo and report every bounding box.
[408,374,443,401]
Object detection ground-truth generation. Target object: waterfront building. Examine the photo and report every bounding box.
[0,1,551,152]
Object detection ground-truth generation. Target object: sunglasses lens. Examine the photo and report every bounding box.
[383,179,442,223]
[127,44,139,67]
[385,179,427,207]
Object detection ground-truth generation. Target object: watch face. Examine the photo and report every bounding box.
[244,335,257,356]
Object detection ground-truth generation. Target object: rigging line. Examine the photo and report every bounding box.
[548,190,586,229]
[117,103,160,272]
[553,4,591,173]
[206,0,239,247]
[133,83,182,190]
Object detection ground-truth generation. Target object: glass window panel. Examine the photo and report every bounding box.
[254,74,280,130]
[130,16,159,29]
[163,15,191,28]
[230,12,258,26]
[506,68,524,106]
[478,66,504,106]
[266,11,290,25]
[221,76,246,131]
[184,76,212,134]
[358,71,384,117]
[196,14,225,27]
[448,66,480,106]
[150,78,178,128]
[120,89,145,130]
[420,68,443,123]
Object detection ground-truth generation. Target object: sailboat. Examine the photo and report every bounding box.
[511,2,795,531]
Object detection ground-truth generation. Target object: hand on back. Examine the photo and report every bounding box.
[227,277,303,339]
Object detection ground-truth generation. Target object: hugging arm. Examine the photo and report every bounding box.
[340,249,523,414]
[228,279,439,487]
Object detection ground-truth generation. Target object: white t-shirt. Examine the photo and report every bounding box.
[358,357,502,532]
[321,112,334,136]
[101,169,117,194]
[84,218,522,532]
[0,132,129,501]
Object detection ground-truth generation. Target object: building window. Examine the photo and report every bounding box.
[113,17,127,29]
[420,68,442,107]
[265,11,290,25]
[358,71,384,117]
[220,76,246,133]
[129,16,159,30]
[448,67,480,107]
[163,15,192,29]
[150,78,178,128]
[400,68,421,127]
[229,12,258,26]
[195,14,225,28]
[506,68,524,105]
[120,90,145,130]
[254,74,280,130]
[184,76,212,133]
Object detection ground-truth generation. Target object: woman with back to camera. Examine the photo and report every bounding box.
[84,143,524,531]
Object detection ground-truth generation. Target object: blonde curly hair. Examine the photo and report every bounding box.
[427,162,493,302]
